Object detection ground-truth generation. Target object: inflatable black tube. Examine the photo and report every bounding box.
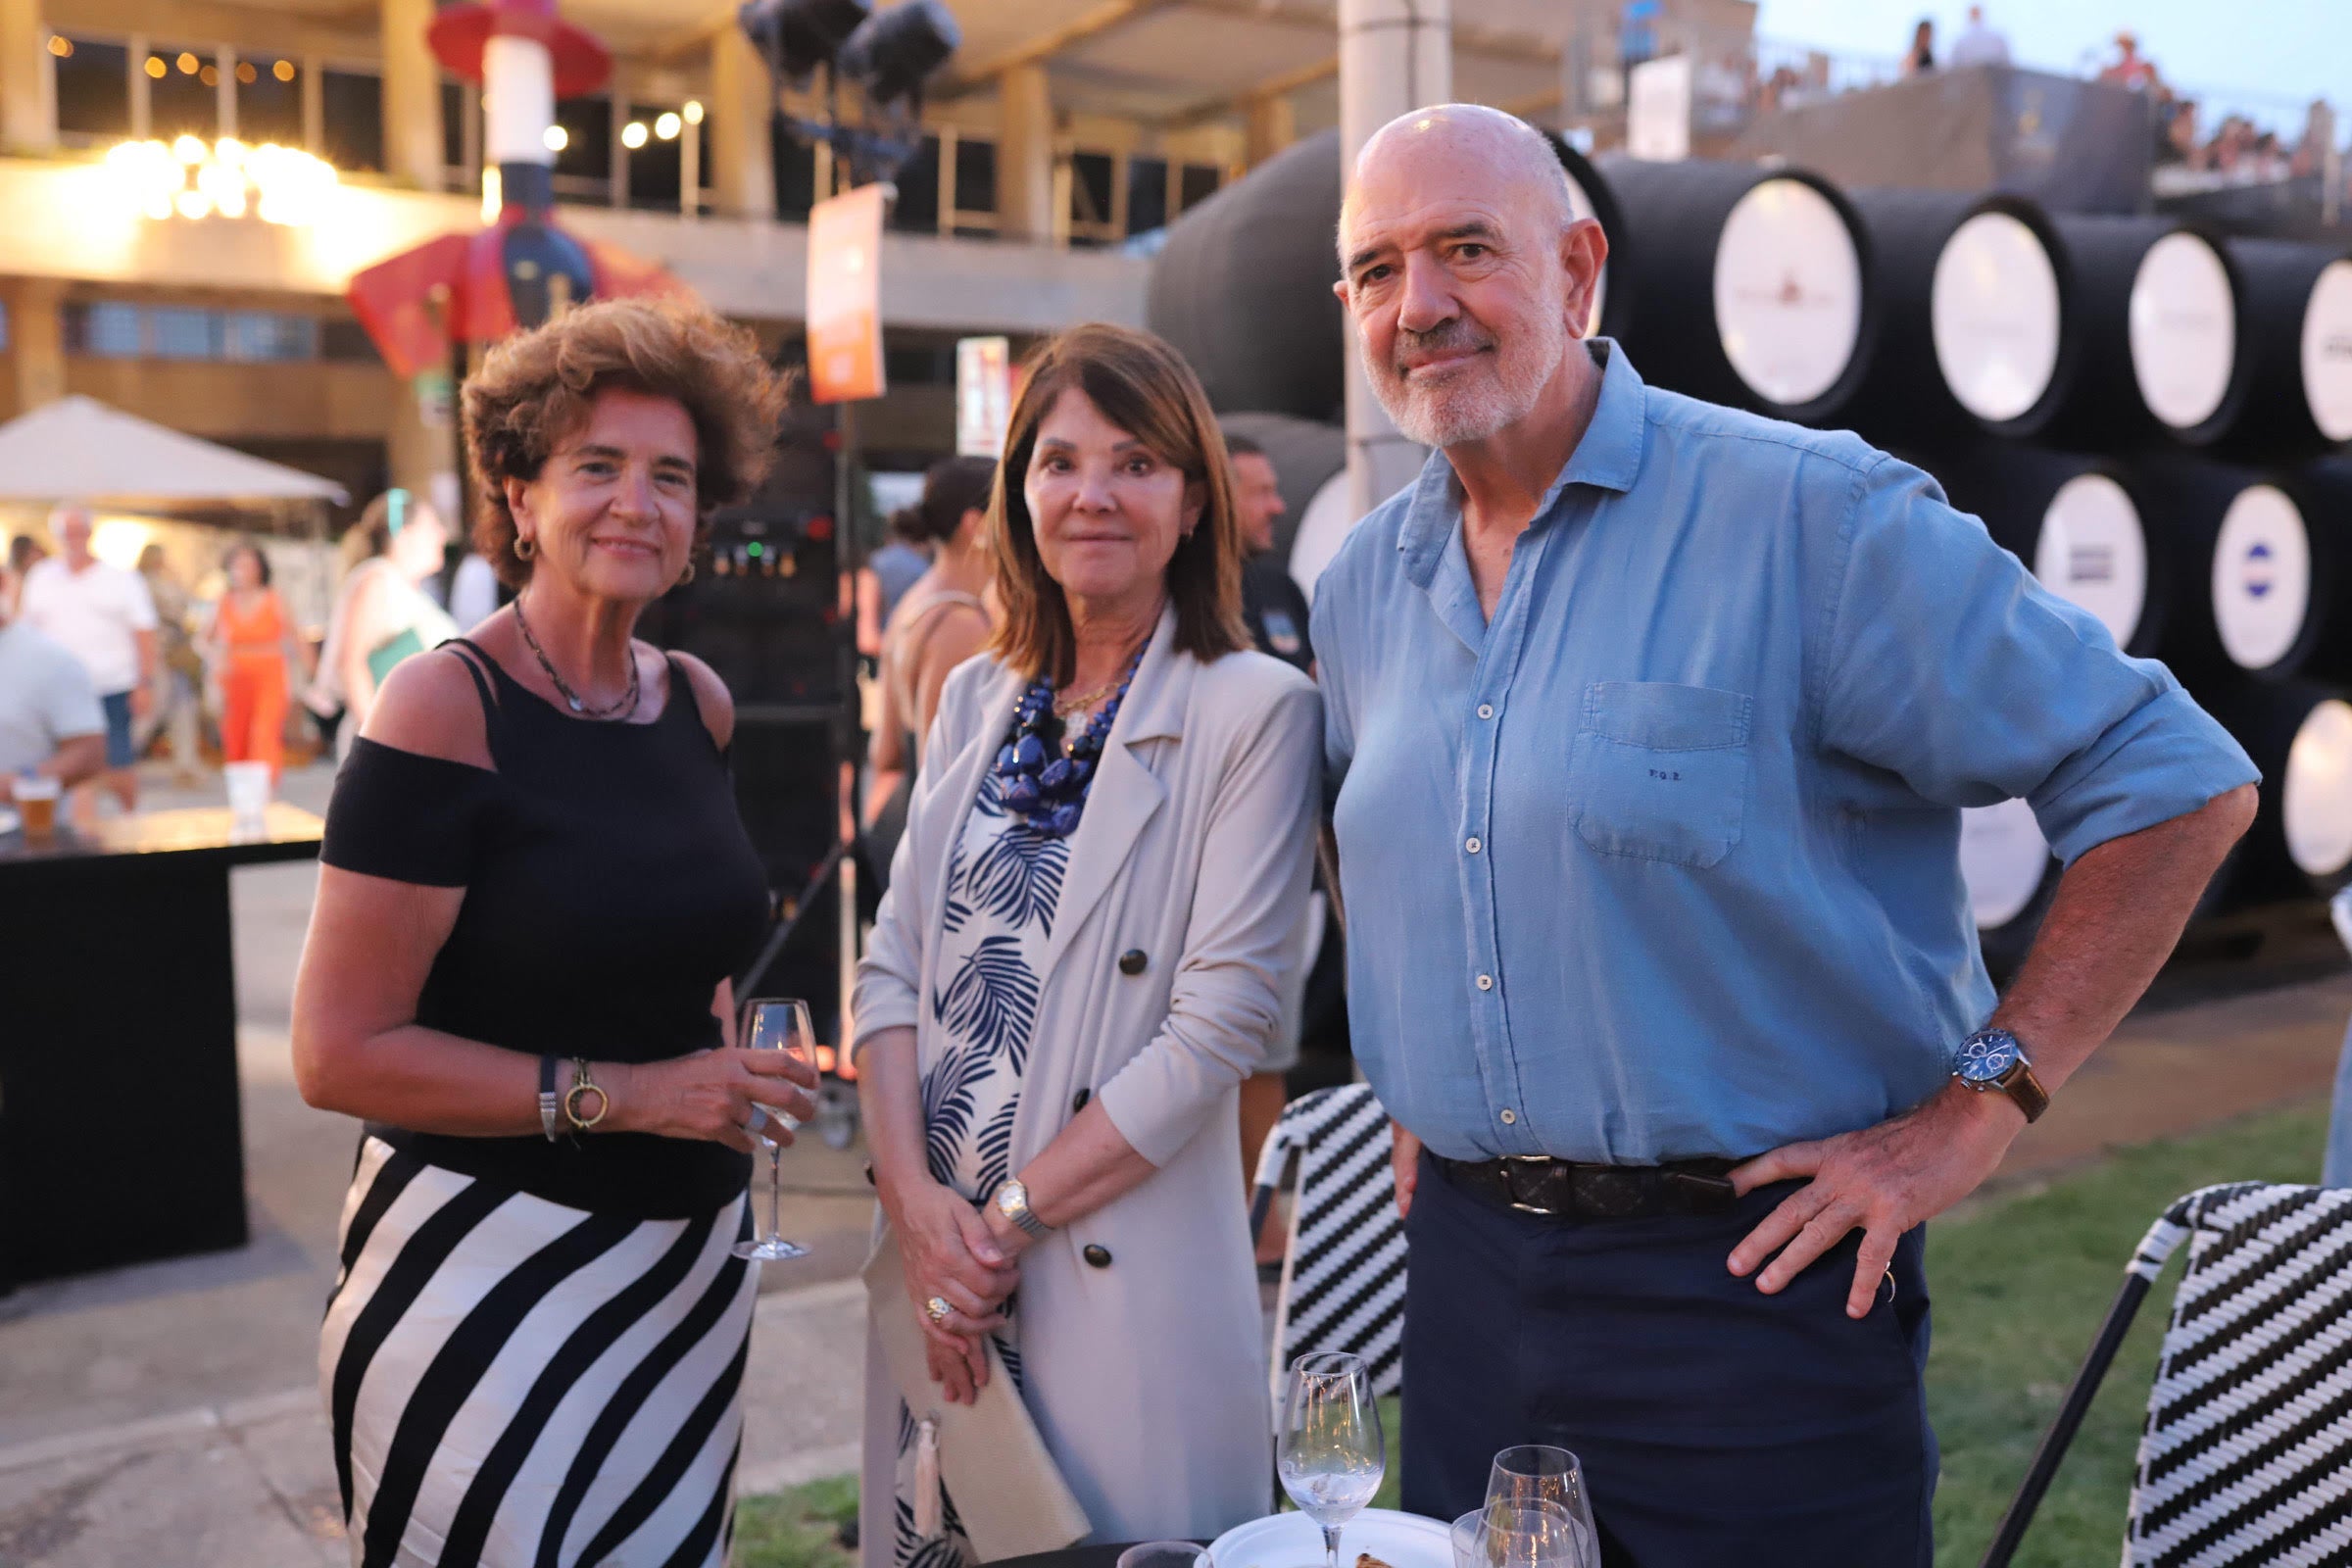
[2035,216,2250,449]
[2194,678,2352,902]
[2134,454,2352,683]
[1591,154,1877,423]
[1841,189,2076,443]
[1147,129,1348,425]
[1216,412,1345,565]
[2214,238,2352,463]
[1923,443,2165,657]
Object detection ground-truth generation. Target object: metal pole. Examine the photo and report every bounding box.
[835,397,861,1049]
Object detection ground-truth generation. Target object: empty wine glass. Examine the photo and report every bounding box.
[1485,1446,1599,1554]
[731,998,815,1261]
[1275,1351,1384,1568]
[1449,1501,1589,1568]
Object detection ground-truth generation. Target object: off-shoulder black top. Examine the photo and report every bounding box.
[319,640,768,1218]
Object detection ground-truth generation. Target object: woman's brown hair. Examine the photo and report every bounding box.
[461,297,788,587]
[989,322,1248,680]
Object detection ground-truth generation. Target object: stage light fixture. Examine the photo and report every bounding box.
[838,0,959,106]
[737,0,871,83]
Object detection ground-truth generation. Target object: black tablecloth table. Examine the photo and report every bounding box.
[0,804,323,1290]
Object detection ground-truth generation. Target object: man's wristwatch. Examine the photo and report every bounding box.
[1952,1028,2050,1123]
[992,1178,1052,1239]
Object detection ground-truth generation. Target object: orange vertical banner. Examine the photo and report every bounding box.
[808,184,887,404]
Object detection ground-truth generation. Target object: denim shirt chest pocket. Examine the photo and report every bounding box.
[1568,682,1753,868]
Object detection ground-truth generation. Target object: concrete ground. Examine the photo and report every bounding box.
[1,759,2345,1564]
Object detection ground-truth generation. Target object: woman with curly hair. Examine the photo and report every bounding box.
[291,298,813,1568]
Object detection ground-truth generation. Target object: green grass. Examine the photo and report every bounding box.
[733,1102,2329,1568]
[1927,1101,2327,1567]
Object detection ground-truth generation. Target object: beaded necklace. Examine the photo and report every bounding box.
[992,638,1150,838]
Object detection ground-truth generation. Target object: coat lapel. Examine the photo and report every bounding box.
[1039,606,1190,984]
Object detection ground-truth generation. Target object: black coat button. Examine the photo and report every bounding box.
[1071,1088,1091,1113]
[1118,950,1148,976]
[1082,1244,1113,1269]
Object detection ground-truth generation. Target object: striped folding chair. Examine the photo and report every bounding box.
[1981,1182,2352,1568]
[1249,1082,1407,1416]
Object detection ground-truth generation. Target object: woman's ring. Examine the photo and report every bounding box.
[925,1296,953,1325]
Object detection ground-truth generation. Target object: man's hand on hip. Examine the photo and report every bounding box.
[1725,1082,2024,1318]
[1390,1121,1422,1220]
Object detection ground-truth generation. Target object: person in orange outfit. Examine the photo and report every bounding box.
[208,542,311,781]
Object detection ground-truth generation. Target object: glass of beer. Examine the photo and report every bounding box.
[16,773,60,840]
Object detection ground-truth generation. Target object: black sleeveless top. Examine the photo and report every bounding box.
[319,640,769,1218]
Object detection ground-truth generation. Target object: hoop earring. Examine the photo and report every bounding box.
[514,534,536,561]
[677,559,696,585]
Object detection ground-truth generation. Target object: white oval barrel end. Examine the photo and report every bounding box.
[1960,797,2052,930]
[1933,211,2063,424]
[2034,472,2147,649]
[1711,178,1863,410]
[2284,698,2352,879]
[2130,231,2237,431]
[2209,482,2311,672]
[2300,259,2352,443]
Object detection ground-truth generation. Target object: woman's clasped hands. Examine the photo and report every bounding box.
[891,1178,1022,1406]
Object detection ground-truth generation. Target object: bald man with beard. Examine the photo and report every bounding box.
[1309,106,2257,1562]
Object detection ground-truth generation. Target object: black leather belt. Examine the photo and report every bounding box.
[1433,1153,1740,1220]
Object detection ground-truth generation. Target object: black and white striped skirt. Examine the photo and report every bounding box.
[321,1137,758,1567]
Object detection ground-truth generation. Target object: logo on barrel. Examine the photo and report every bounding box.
[2243,540,2276,600]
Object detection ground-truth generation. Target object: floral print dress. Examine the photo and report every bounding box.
[892,766,1069,1568]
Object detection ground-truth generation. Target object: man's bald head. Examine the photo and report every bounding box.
[1340,104,1578,261]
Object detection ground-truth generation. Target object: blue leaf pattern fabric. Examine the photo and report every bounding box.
[896,765,1064,1568]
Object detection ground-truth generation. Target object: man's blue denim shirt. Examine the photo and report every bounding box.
[1312,341,2258,1163]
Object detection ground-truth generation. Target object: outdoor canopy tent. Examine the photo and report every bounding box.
[0,396,349,507]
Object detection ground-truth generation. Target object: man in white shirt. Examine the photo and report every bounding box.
[1949,6,2012,68]
[0,559,106,804]
[19,506,158,822]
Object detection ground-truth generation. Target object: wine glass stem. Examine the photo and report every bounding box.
[1321,1523,1341,1568]
[765,1143,784,1241]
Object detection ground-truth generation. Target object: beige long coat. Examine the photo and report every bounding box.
[852,605,1320,1557]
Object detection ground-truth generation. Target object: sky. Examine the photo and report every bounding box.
[1752,0,2350,130]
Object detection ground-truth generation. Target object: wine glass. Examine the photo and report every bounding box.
[1485,1446,1599,1556]
[1448,1502,1589,1568]
[731,998,815,1262]
[1275,1352,1384,1568]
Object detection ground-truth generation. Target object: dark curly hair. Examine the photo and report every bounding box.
[461,297,788,587]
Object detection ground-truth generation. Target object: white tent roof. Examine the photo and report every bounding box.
[0,395,349,506]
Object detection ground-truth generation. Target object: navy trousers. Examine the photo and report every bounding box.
[1400,1152,1936,1567]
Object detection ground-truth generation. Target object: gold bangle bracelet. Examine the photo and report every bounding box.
[564,1056,610,1132]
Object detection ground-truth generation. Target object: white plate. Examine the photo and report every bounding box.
[1207,1508,1451,1568]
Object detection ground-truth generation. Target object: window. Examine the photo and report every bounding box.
[440,79,470,173]
[149,307,222,359]
[954,137,997,217]
[321,69,384,172]
[1179,163,1222,212]
[320,318,383,363]
[890,135,941,231]
[1126,157,1168,235]
[623,104,682,210]
[1071,151,1115,229]
[54,36,131,140]
[235,54,304,146]
[148,45,218,138]
[224,312,319,362]
[774,122,817,219]
[67,303,143,357]
[552,95,613,199]
[883,341,955,385]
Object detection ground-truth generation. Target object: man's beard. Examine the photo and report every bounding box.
[1369,306,1568,449]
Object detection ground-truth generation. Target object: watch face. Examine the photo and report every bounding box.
[996,1183,1024,1217]
[1956,1031,2021,1085]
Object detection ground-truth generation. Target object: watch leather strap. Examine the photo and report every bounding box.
[1999,1059,2051,1124]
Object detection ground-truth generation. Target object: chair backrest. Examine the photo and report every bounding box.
[2124,1182,2352,1565]
[1263,1083,1406,1412]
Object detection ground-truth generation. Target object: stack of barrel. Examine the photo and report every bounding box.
[1145,129,2352,970]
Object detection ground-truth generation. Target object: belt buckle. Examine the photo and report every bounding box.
[1503,1154,1562,1216]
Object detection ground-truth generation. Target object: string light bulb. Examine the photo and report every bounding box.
[621,121,649,150]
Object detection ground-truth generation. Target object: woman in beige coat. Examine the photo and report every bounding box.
[852,323,1320,1564]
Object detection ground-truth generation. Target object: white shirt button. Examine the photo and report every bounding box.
[1477,704,1494,719]
[1476,973,1494,991]
[1499,1108,1517,1125]
[1465,836,1482,854]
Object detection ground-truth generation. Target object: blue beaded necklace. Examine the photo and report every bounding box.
[993,639,1150,838]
